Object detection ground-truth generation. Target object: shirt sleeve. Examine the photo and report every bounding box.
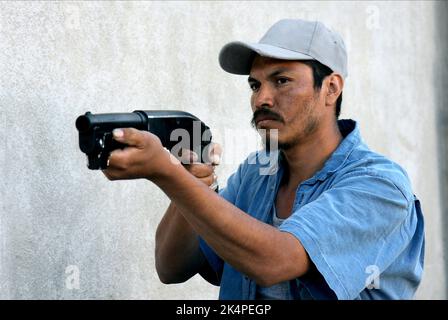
[198,160,247,284]
[279,171,417,299]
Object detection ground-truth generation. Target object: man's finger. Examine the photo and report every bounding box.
[183,163,214,178]
[179,148,199,164]
[112,128,146,148]
[107,148,129,170]
[208,143,222,165]
[198,175,215,186]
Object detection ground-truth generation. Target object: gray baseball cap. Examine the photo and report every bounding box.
[219,19,348,78]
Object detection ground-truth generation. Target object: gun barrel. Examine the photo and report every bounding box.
[75,112,147,132]
[76,110,212,169]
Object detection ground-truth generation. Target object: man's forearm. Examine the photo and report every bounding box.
[155,201,205,283]
[101,127,307,286]
[152,163,308,286]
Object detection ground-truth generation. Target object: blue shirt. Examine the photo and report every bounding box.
[199,119,425,300]
[256,205,295,300]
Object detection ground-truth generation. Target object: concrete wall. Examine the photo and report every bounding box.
[435,0,448,299]
[0,1,446,299]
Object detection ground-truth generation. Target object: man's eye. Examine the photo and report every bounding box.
[249,83,260,91]
[276,78,289,85]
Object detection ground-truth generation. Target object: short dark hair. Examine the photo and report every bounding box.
[301,60,342,119]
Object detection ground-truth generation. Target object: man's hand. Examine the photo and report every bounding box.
[102,128,177,181]
[102,128,222,183]
[179,144,222,188]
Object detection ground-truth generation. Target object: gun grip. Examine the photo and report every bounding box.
[86,132,127,170]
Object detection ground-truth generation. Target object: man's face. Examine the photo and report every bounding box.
[249,56,324,150]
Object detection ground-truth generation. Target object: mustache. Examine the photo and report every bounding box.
[250,108,284,128]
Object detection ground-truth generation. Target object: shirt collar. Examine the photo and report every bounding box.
[278,119,361,185]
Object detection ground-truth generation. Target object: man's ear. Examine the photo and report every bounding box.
[324,73,344,107]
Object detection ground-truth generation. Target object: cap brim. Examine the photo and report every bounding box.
[219,41,315,75]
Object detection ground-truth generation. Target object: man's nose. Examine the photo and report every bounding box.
[253,84,274,109]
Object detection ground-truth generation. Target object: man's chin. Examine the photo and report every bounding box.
[255,127,286,151]
[261,133,296,151]
[260,136,280,152]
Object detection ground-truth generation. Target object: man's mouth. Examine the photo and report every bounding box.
[255,115,279,125]
[251,109,283,128]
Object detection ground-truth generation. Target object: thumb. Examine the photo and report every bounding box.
[179,148,199,164]
[112,128,145,148]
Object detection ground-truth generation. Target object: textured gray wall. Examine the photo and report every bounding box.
[435,0,448,299]
[0,1,446,299]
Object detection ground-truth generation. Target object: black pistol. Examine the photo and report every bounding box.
[75,110,212,170]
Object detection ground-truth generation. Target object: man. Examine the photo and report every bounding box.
[103,19,425,299]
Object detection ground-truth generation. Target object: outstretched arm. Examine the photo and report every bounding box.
[103,128,310,287]
[156,201,220,285]
[155,150,221,285]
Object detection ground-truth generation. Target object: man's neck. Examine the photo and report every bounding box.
[281,122,343,191]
